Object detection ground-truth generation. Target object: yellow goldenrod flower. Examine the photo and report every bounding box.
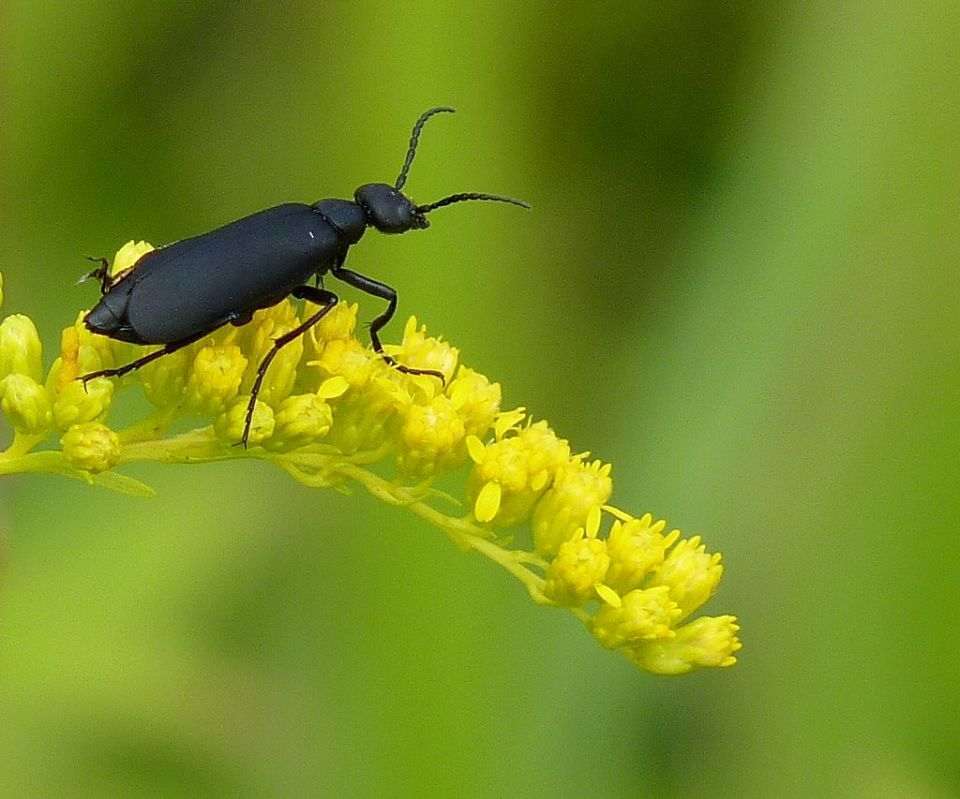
[0,252,740,676]
[111,240,155,276]
[307,299,359,351]
[236,303,303,406]
[140,347,192,408]
[447,366,501,439]
[388,315,459,384]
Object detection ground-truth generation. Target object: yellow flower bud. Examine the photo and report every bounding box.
[0,314,44,382]
[265,394,333,451]
[396,395,467,479]
[112,240,154,276]
[184,343,247,415]
[0,373,53,435]
[214,396,274,446]
[60,421,121,473]
[53,378,114,429]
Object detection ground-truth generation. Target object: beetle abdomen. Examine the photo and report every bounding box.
[123,204,337,343]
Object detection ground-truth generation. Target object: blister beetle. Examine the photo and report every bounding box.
[80,107,528,446]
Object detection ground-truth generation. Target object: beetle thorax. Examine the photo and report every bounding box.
[313,199,367,245]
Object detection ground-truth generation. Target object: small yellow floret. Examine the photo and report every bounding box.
[625,615,741,675]
[591,586,682,650]
[543,534,611,607]
[532,457,613,557]
[651,535,724,620]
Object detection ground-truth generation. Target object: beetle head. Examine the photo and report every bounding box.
[355,183,428,234]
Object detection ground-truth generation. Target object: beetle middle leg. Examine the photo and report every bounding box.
[239,285,339,448]
[331,265,445,382]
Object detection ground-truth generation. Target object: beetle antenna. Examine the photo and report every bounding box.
[395,106,456,190]
[416,192,531,214]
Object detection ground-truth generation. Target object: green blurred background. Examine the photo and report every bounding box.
[2,2,958,797]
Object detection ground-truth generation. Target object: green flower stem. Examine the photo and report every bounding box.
[115,426,551,603]
[335,461,550,604]
[0,446,155,496]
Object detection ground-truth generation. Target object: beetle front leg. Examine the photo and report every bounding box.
[331,265,445,382]
[240,285,339,448]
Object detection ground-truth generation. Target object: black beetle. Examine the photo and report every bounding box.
[80,107,528,446]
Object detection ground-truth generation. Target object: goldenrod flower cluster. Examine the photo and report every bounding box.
[0,246,740,674]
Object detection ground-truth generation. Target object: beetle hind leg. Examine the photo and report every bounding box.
[239,285,339,449]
